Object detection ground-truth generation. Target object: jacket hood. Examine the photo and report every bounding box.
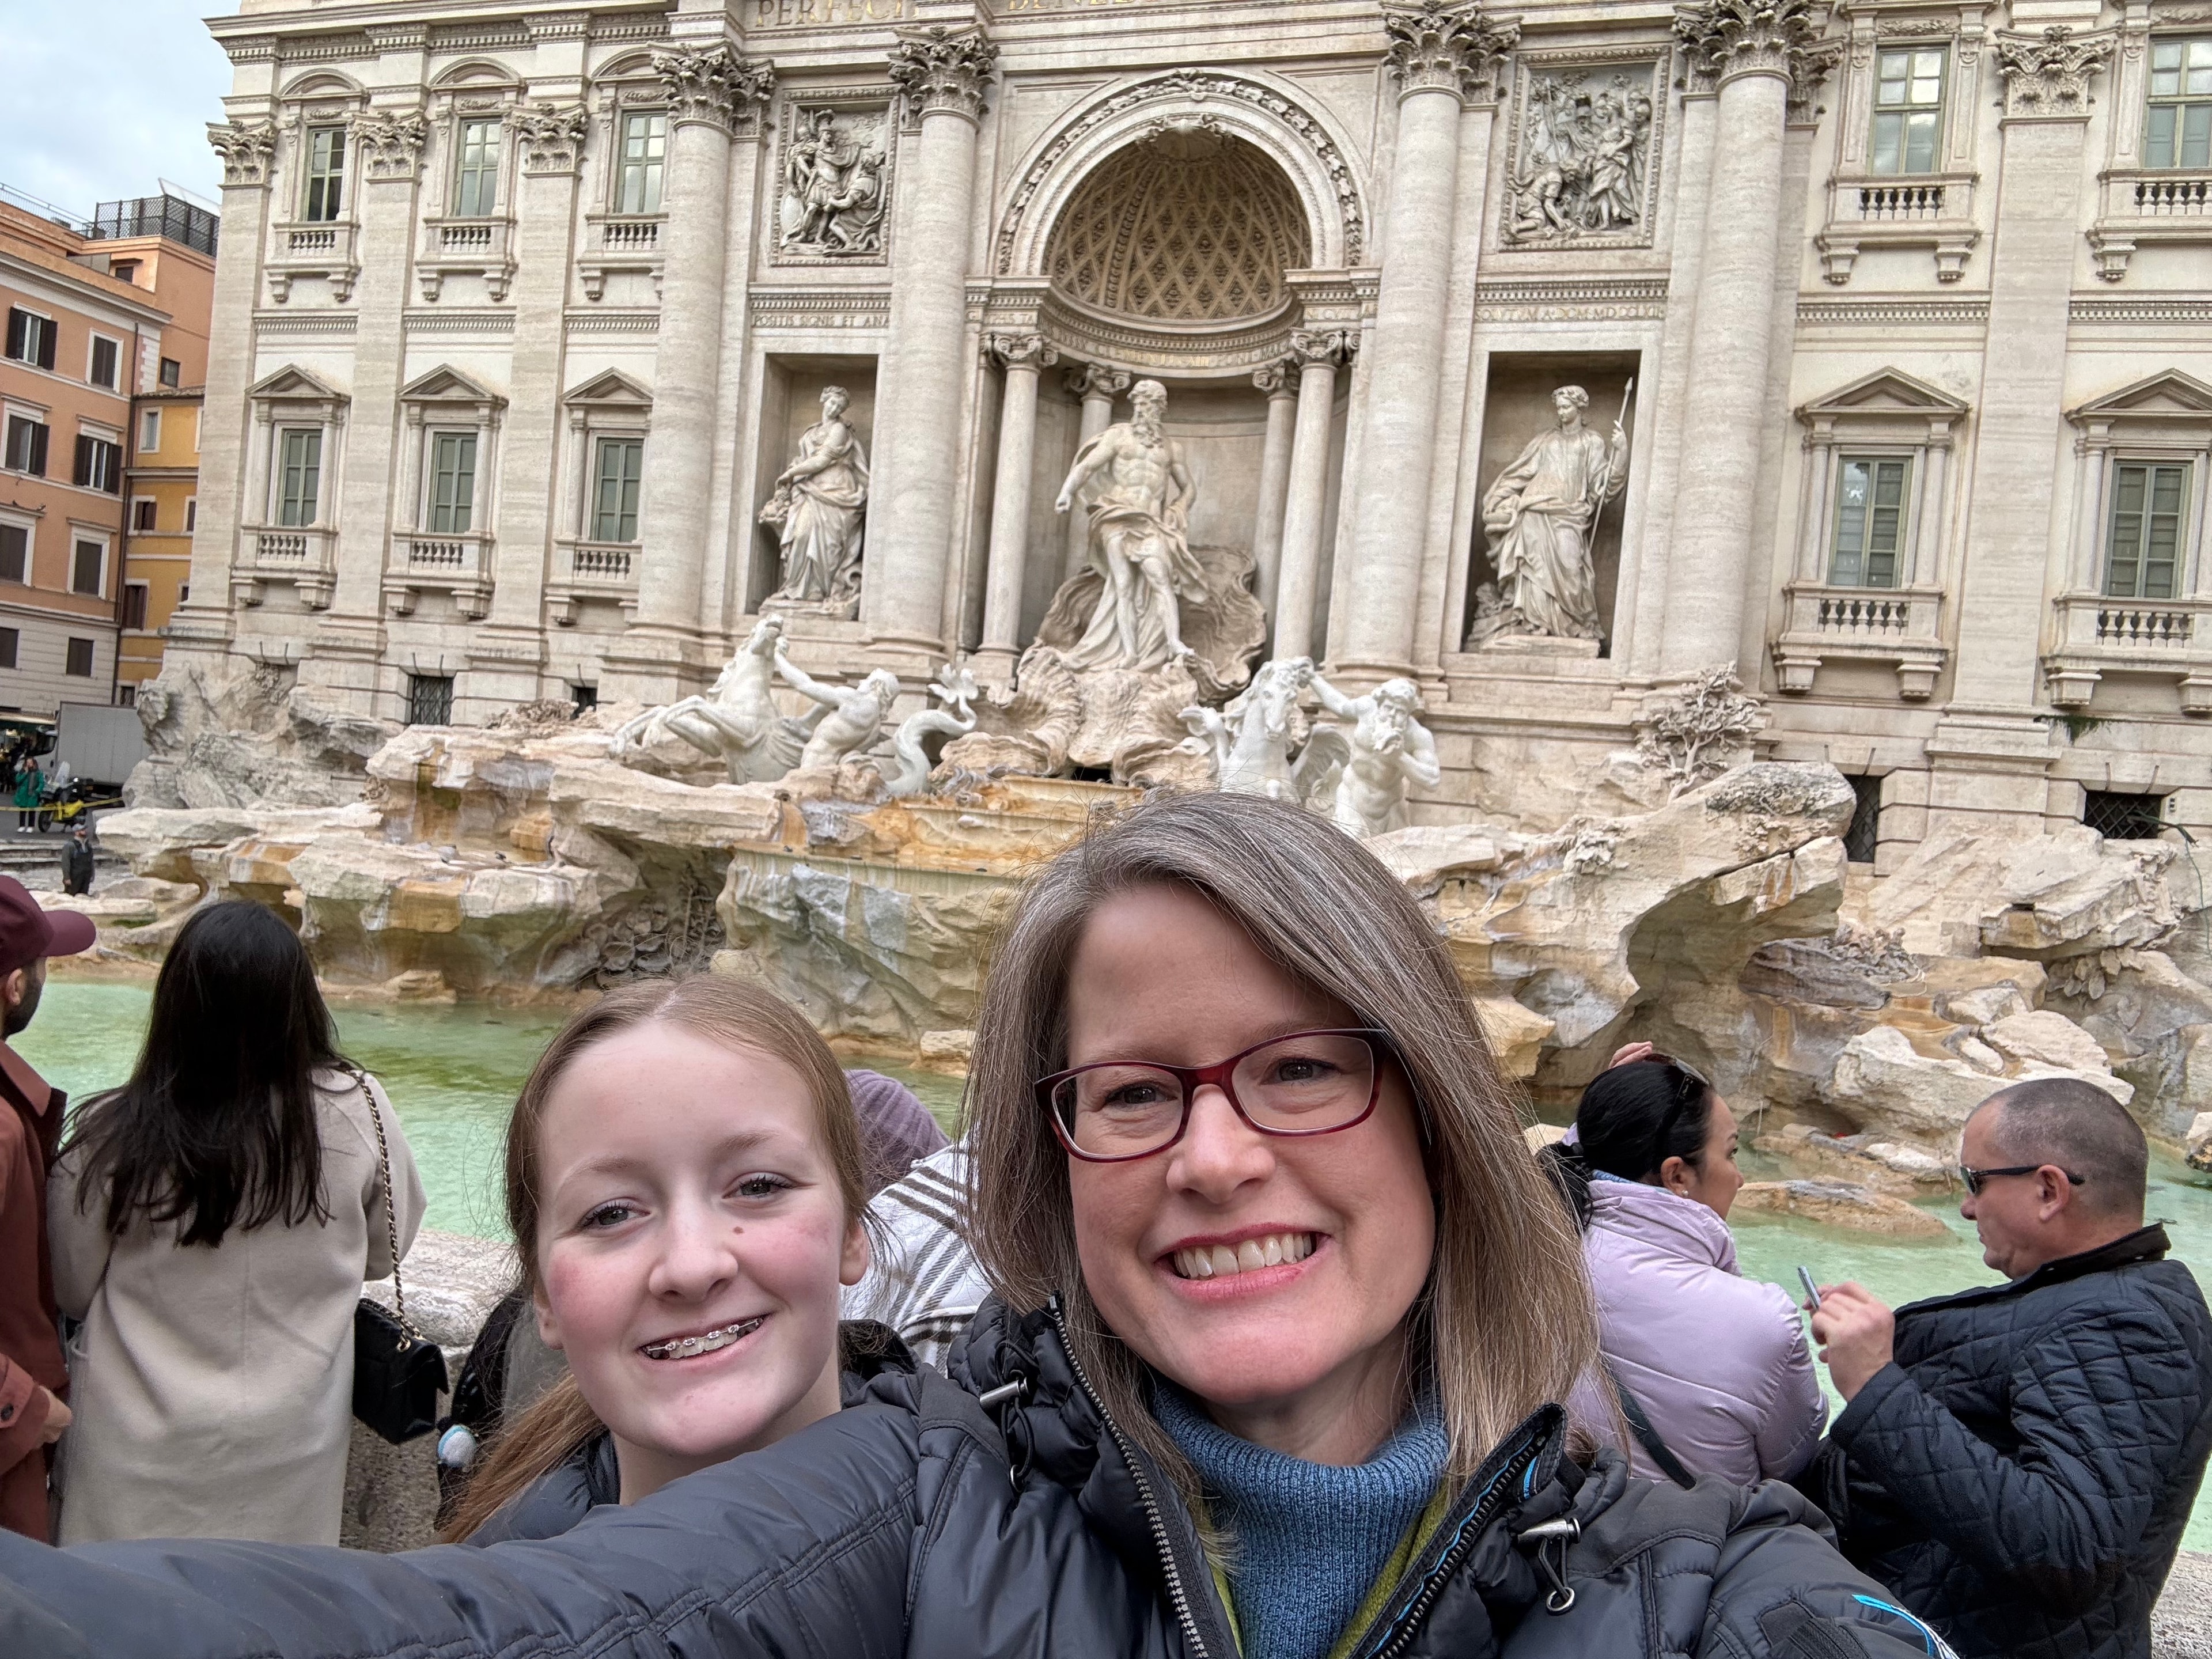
[1589,1178,1737,1274]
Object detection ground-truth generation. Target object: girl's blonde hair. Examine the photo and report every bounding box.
[443,976,869,1541]
[965,790,1599,1509]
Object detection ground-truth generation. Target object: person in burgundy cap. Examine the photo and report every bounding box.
[0,874,96,1540]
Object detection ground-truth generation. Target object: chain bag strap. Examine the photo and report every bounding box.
[350,1066,447,1442]
[361,1069,419,1347]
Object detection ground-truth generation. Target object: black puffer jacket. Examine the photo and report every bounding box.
[0,1297,1956,1659]
[1798,1224,2212,1659]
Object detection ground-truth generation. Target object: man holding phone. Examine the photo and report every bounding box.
[1796,1077,2212,1659]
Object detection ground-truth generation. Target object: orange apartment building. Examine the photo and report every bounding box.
[0,198,177,714]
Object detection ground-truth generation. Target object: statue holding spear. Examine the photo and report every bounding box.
[1476,380,1632,643]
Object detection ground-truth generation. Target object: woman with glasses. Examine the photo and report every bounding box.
[0,793,1951,1659]
[1544,1047,1827,1488]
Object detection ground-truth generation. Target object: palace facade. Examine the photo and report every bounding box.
[179,0,2212,862]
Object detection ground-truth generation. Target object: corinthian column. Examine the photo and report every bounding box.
[1250,359,1300,622]
[1274,330,1356,664]
[1061,362,1130,582]
[976,332,1056,688]
[175,120,277,663]
[1334,0,1517,679]
[1658,0,1826,676]
[861,24,997,670]
[614,43,774,702]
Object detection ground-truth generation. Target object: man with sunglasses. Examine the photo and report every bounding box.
[1796,1077,2212,1659]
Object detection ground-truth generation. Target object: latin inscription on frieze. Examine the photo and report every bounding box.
[748,0,916,27]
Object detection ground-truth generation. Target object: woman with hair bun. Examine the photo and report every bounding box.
[1550,1044,1827,1487]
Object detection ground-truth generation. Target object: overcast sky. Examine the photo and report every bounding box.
[1,3,238,218]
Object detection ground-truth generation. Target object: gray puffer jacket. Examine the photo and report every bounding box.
[0,1297,1956,1659]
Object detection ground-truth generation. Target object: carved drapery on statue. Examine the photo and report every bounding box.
[759,386,869,617]
[1471,384,1628,648]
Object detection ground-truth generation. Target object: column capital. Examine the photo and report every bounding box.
[1065,362,1133,402]
[509,102,590,175]
[889,24,998,125]
[1289,328,1358,369]
[1382,1,1520,105]
[1788,37,1845,124]
[1994,25,2112,119]
[207,120,277,188]
[652,42,776,135]
[1672,0,1824,89]
[1253,359,1301,398]
[987,332,1058,371]
[350,109,429,183]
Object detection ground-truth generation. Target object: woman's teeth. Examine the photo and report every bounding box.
[1171,1233,1316,1281]
[641,1317,763,1362]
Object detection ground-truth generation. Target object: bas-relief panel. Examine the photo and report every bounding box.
[774,101,894,267]
[1499,54,1664,253]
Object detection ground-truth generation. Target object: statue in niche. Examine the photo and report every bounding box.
[1053,378,1208,672]
[1307,671,1441,839]
[1476,384,1628,645]
[759,385,869,616]
[780,108,887,257]
[1508,71,1654,240]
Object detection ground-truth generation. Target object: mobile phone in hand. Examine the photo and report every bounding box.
[1797,1266,1823,1310]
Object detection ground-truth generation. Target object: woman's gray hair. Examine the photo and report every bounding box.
[965,790,1599,1509]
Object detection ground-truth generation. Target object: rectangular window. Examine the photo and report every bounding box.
[427,430,478,533]
[1843,774,1883,865]
[131,498,157,532]
[140,408,161,453]
[4,309,55,372]
[117,684,135,707]
[2105,462,2188,600]
[1871,48,1946,175]
[184,497,196,532]
[571,682,598,713]
[303,124,347,222]
[64,638,94,678]
[2084,789,2167,840]
[276,427,322,527]
[0,525,24,583]
[73,435,122,494]
[592,435,645,541]
[407,673,454,726]
[159,357,180,389]
[616,112,667,214]
[71,540,104,597]
[3,417,46,476]
[1830,456,1909,588]
[454,118,501,217]
[2146,37,2212,168]
[121,583,149,631]
[88,336,119,391]
[110,260,138,286]
[0,631,20,671]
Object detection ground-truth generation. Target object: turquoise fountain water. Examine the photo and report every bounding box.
[26,979,2212,1549]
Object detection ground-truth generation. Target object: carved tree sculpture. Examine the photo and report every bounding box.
[1635,662,1764,797]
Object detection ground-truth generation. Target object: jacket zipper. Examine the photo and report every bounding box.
[1357,1433,1545,1659]
[1046,1298,1213,1659]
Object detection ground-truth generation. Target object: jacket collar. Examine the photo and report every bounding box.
[0,1038,56,1119]
[1589,1179,1737,1272]
[1898,1222,2171,1320]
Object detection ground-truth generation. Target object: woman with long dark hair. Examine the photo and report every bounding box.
[46,900,423,1544]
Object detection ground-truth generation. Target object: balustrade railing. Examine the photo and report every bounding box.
[439,222,494,252]
[1854,182,1945,221]
[2094,603,2194,648]
[256,532,308,560]
[600,217,661,251]
[2131,175,2212,217]
[1813,592,1912,637]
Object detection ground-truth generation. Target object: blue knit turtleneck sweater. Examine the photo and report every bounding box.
[1153,1387,1448,1659]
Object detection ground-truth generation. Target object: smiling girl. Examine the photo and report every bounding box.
[441,976,881,1539]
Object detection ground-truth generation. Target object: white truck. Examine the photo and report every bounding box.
[54,702,147,794]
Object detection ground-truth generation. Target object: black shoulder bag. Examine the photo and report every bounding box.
[353,1074,448,1443]
[1603,1359,1698,1488]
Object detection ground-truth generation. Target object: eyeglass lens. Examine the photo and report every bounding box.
[1050,1032,1377,1159]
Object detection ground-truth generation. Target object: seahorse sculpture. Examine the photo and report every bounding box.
[877,662,979,798]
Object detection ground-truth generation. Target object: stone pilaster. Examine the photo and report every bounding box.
[461,103,588,717]
[976,331,1056,688]
[1930,26,2112,830]
[1274,329,1356,664]
[608,43,774,703]
[1334,0,1517,679]
[1060,363,1128,583]
[1657,0,1825,677]
[1250,359,1300,624]
[171,120,277,664]
[862,24,997,671]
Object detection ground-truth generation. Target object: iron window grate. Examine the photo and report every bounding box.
[2082,789,2166,841]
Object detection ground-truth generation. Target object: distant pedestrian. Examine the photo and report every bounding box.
[842,1069,948,1195]
[12,767,39,835]
[1800,1077,2212,1659]
[0,874,97,1540]
[59,827,93,898]
[47,900,425,1545]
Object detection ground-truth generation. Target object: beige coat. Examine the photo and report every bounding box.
[47,1069,425,1545]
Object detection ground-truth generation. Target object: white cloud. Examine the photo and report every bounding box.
[0,2,238,218]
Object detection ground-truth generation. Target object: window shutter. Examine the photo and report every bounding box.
[36,318,54,372]
[3,309,23,361]
[0,526,24,583]
[27,425,47,477]
[73,434,92,488]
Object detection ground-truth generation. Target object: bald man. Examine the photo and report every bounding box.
[1797,1078,2212,1659]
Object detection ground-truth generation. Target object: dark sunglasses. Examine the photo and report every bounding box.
[1960,1163,2085,1198]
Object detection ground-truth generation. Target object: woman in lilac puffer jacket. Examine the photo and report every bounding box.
[1549,1048,1828,1487]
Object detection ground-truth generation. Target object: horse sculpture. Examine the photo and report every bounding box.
[609,615,811,784]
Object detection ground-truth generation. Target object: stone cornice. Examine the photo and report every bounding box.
[351,110,429,182]
[889,24,998,125]
[652,43,777,135]
[509,103,590,175]
[1382,1,1520,105]
[1673,0,1827,89]
[208,120,278,189]
[1994,25,2111,120]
